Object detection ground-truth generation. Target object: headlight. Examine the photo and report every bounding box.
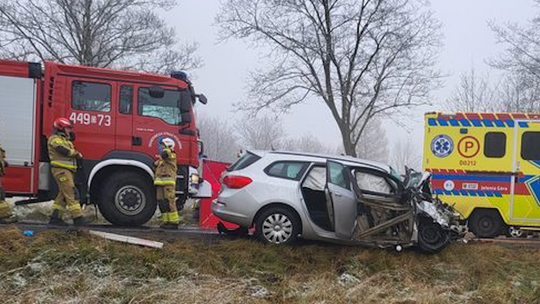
[190,173,200,184]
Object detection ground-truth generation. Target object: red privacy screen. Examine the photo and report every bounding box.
[199,160,239,229]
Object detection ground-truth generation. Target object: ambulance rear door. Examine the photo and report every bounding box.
[511,119,540,224]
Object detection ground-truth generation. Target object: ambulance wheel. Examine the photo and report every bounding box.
[98,171,156,226]
[469,209,503,238]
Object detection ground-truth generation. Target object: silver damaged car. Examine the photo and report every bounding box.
[212,151,466,252]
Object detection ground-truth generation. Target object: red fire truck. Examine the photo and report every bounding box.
[0,60,211,226]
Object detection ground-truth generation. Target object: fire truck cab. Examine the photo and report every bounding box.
[423,112,540,237]
[0,60,210,226]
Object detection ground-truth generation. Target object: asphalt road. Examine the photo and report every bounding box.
[3,220,222,243]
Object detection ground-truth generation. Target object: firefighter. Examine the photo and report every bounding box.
[0,143,17,224]
[155,138,179,229]
[47,117,85,226]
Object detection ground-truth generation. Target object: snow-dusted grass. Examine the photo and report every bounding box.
[10,198,199,226]
[0,227,539,304]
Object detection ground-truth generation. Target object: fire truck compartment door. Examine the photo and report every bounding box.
[0,75,36,166]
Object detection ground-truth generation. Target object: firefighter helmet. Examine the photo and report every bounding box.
[161,138,175,149]
[53,117,73,131]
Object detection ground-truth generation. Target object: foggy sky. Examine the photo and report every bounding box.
[164,0,537,152]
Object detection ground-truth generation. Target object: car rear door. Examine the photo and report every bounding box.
[326,160,357,239]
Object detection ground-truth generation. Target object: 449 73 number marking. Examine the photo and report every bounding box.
[70,112,111,127]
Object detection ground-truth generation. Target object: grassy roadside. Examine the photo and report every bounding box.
[1,227,540,304]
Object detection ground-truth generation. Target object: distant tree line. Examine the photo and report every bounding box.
[197,114,404,166]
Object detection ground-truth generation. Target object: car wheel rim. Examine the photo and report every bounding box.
[262,213,293,244]
[420,222,445,245]
[115,185,146,216]
[509,226,523,238]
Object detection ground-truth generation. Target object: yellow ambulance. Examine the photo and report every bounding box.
[423,112,540,237]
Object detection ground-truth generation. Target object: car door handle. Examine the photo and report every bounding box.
[334,191,342,197]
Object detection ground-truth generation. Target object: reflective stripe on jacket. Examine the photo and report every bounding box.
[154,148,177,186]
[0,143,6,176]
[48,134,78,171]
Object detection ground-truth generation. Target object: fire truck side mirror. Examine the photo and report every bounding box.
[149,87,165,98]
[197,94,208,105]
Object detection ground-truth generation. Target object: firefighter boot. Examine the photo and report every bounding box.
[158,199,175,229]
[48,209,68,226]
[73,216,93,227]
[161,219,179,230]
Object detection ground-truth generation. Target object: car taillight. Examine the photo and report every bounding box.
[223,175,253,189]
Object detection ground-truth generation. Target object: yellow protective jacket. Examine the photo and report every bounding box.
[48,133,79,172]
[154,148,177,186]
[0,143,6,177]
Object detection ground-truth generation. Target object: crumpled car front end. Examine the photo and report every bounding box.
[404,170,467,252]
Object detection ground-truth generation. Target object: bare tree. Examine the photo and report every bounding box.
[355,118,388,163]
[197,115,241,163]
[446,67,497,112]
[446,66,540,113]
[389,137,421,174]
[235,116,285,150]
[489,2,540,82]
[217,0,442,157]
[0,0,201,73]
[487,0,540,112]
[496,72,540,112]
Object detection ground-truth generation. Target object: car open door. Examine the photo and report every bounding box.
[349,167,414,245]
[326,160,357,239]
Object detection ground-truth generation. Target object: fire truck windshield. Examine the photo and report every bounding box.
[138,88,192,125]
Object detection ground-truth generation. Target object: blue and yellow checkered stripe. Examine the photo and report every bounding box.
[433,189,503,197]
[428,118,529,128]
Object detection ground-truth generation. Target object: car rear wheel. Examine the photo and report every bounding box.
[417,217,451,253]
[469,209,503,238]
[255,207,300,245]
[98,171,156,226]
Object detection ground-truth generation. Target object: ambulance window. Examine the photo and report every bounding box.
[484,132,506,158]
[521,132,540,160]
[72,81,111,112]
[119,86,133,114]
[138,88,182,125]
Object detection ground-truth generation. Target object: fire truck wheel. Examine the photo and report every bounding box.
[98,171,156,226]
[469,209,503,238]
